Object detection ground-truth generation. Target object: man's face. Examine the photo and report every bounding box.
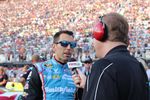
[0,69,3,75]
[92,38,102,58]
[53,33,76,63]
[84,62,92,70]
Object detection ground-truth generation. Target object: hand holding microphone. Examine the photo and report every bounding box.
[67,61,86,88]
[72,69,86,88]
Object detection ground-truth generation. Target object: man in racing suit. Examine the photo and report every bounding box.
[21,30,77,100]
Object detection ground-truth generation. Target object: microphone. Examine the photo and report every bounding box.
[67,61,82,75]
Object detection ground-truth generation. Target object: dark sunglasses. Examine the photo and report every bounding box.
[56,40,77,48]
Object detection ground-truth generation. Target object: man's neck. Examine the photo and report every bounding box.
[54,56,66,65]
[101,41,126,58]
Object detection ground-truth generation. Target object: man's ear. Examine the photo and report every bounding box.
[52,44,56,52]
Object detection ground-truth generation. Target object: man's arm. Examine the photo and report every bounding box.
[0,74,8,86]
[0,79,7,86]
[21,66,43,100]
[72,69,86,88]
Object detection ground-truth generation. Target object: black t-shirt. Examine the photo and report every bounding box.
[0,74,8,86]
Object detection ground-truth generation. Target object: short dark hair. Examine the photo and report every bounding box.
[53,30,74,43]
[83,57,93,63]
[103,13,129,44]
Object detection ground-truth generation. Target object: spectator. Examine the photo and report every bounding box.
[0,67,8,87]
[82,57,93,76]
[19,65,30,86]
[31,54,41,64]
[19,55,41,86]
[137,57,150,81]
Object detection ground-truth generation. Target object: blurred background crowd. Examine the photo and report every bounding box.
[0,0,149,82]
[0,0,150,93]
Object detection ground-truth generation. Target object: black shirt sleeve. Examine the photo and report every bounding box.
[21,70,30,80]
[93,63,118,100]
[82,59,118,100]
[22,66,43,100]
[0,74,8,86]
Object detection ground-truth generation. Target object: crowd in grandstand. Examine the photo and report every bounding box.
[0,0,149,63]
[0,1,149,100]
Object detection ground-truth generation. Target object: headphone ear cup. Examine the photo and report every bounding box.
[93,22,105,41]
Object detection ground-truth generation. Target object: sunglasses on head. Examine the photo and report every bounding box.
[56,40,77,48]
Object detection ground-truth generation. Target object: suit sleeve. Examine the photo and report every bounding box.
[95,65,119,100]
[22,66,43,100]
[82,59,119,100]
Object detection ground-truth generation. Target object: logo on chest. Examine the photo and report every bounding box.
[52,74,61,79]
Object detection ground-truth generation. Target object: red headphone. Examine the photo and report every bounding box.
[93,16,108,42]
